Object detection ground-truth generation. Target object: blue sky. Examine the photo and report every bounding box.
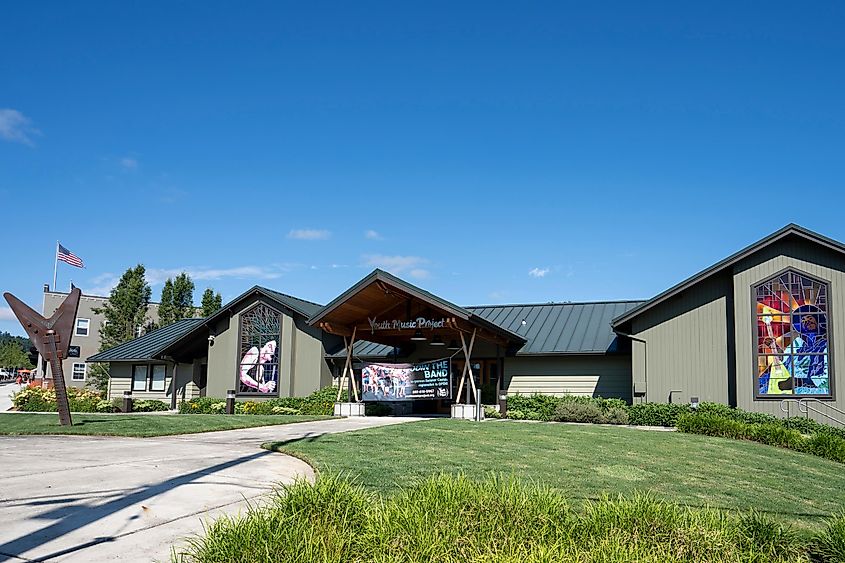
[2,2,844,336]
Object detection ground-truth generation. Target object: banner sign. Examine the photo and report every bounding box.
[67,346,80,358]
[367,317,447,332]
[361,360,451,401]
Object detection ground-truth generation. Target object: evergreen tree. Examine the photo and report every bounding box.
[200,288,223,317]
[171,273,195,322]
[158,273,195,327]
[157,279,175,327]
[89,264,152,391]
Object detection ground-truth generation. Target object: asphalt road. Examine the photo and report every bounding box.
[0,416,422,562]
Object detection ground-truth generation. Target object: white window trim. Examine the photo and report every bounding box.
[72,363,86,381]
[132,365,148,392]
[75,318,90,337]
[150,365,167,392]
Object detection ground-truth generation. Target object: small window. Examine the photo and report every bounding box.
[75,318,90,337]
[72,363,86,381]
[150,365,166,392]
[132,365,148,391]
[134,325,144,338]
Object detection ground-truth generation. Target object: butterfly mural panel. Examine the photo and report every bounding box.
[755,271,831,397]
[238,304,282,395]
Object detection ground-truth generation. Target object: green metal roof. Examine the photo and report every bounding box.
[87,318,205,362]
[329,300,644,358]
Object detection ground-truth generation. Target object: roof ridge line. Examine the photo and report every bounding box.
[467,299,646,309]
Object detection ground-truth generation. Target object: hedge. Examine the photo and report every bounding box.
[677,413,845,465]
[179,387,348,416]
[12,387,169,413]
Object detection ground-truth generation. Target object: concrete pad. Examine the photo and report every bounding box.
[0,416,425,562]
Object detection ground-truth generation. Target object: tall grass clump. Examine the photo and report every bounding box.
[175,474,813,563]
[811,512,845,562]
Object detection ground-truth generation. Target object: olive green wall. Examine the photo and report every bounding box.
[505,355,632,401]
[732,238,845,420]
[630,273,732,405]
[205,297,333,399]
[626,236,845,424]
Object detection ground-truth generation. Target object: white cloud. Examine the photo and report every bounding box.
[120,157,138,170]
[364,229,383,240]
[288,229,331,240]
[363,255,430,279]
[0,109,40,146]
[146,266,284,285]
[528,267,550,278]
[0,307,16,321]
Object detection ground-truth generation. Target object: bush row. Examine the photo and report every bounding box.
[678,412,845,464]
[505,393,845,438]
[12,386,169,413]
[176,473,845,563]
[178,387,348,416]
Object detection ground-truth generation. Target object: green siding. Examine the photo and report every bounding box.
[505,356,632,400]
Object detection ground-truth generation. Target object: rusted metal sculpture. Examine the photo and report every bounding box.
[3,288,81,426]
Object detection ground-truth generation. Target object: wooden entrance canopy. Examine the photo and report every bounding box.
[309,270,526,403]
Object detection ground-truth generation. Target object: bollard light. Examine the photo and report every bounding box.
[122,390,133,414]
[225,389,236,415]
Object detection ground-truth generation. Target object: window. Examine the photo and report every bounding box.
[237,304,281,395]
[72,363,86,381]
[75,318,90,337]
[150,365,166,392]
[135,325,144,338]
[132,365,148,391]
[754,270,832,398]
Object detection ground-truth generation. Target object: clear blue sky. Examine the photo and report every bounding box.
[2,2,844,336]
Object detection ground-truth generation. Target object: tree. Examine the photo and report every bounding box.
[158,273,195,327]
[89,264,152,392]
[0,342,32,370]
[201,288,223,317]
[157,279,175,327]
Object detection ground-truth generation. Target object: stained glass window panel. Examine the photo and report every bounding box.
[754,271,831,397]
[238,304,281,395]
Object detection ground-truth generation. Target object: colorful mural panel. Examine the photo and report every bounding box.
[238,304,281,394]
[755,271,830,397]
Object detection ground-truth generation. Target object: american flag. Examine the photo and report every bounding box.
[57,244,84,268]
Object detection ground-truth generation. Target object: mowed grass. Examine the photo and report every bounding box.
[0,413,332,437]
[269,419,845,529]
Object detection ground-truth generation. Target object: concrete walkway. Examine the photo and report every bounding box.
[0,416,423,562]
[0,382,21,412]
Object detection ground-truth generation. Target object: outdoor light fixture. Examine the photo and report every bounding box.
[447,339,461,350]
[410,329,427,341]
[430,335,445,346]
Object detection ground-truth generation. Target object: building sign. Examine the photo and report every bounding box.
[367,317,447,332]
[361,360,451,401]
[67,346,80,358]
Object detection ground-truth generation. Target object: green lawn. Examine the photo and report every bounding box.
[268,419,845,529]
[0,413,332,437]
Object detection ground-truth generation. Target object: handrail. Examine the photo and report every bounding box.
[780,398,845,427]
[798,398,845,427]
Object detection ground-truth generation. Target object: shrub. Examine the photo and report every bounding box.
[604,406,630,425]
[178,387,346,416]
[507,409,526,420]
[751,423,805,449]
[811,512,845,563]
[12,386,107,413]
[132,399,170,412]
[506,393,560,421]
[552,401,606,424]
[483,406,502,419]
[676,413,750,440]
[802,432,845,464]
[628,402,690,427]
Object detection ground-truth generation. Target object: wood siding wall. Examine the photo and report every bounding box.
[505,355,632,401]
[630,274,731,405]
[107,362,198,402]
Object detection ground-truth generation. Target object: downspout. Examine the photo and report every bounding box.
[613,330,647,404]
[163,356,178,410]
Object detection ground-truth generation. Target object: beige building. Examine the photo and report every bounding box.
[39,286,160,388]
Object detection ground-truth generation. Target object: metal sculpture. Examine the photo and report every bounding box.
[3,288,81,426]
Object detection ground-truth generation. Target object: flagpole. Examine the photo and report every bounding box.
[52,241,59,292]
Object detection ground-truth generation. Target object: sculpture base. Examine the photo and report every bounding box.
[334,402,366,417]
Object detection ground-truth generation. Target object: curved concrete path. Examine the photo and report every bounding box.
[0,416,424,562]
